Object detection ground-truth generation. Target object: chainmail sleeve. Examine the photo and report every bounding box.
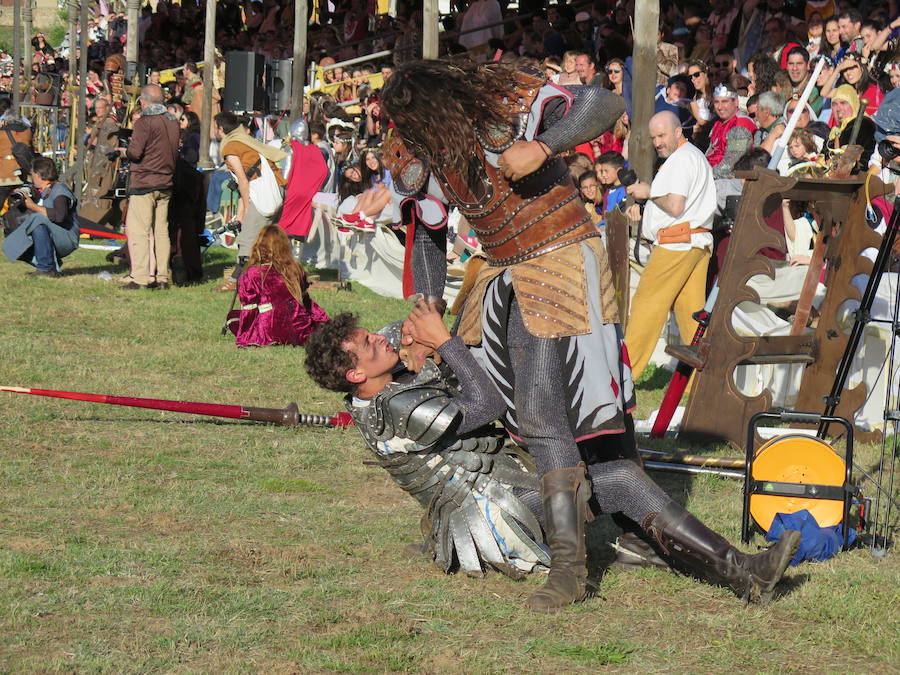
[437,336,505,434]
[535,85,626,154]
[713,126,754,179]
[411,218,447,298]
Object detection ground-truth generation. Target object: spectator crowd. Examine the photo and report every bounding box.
[1,0,900,345]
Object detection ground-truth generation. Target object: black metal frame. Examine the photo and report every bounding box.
[743,411,854,551]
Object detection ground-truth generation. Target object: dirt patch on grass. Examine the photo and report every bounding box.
[216,540,321,578]
[1,536,55,553]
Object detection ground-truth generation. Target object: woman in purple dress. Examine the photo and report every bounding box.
[229,225,329,347]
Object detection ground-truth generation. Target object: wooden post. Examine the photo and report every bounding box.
[68,0,77,79]
[290,0,308,123]
[74,0,89,199]
[199,0,216,168]
[67,0,77,171]
[23,0,32,105]
[422,0,438,59]
[629,0,659,184]
[12,0,21,115]
[125,0,140,68]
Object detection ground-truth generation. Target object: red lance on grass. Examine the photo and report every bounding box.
[0,386,354,428]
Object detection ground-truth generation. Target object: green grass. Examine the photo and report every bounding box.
[0,246,898,673]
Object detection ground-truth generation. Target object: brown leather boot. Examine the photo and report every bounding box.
[525,464,592,612]
[645,502,801,603]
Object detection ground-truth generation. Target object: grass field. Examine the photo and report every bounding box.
[1,246,899,673]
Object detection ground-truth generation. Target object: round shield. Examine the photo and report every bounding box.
[750,434,846,531]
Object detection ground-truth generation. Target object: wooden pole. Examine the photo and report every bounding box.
[422,0,438,59]
[125,0,140,68]
[199,0,216,168]
[12,0,21,115]
[23,0,32,105]
[68,0,77,79]
[74,0,89,199]
[67,0,77,172]
[290,0,308,123]
[629,0,659,184]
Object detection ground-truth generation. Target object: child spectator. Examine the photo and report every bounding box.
[228,225,329,347]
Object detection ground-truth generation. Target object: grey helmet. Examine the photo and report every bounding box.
[289,118,309,143]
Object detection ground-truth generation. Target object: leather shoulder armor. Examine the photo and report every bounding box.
[384,129,430,196]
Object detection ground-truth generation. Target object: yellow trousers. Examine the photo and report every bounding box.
[625,245,710,381]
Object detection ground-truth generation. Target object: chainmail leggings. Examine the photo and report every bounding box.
[506,299,583,475]
[518,460,671,528]
[506,298,671,525]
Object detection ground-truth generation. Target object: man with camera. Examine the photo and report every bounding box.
[120,84,180,290]
[212,111,286,292]
[2,157,79,277]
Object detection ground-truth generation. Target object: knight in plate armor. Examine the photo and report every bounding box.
[304,311,550,579]
[380,59,801,610]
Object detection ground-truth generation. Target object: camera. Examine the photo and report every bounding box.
[212,220,242,236]
[105,127,132,161]
[713,194,741,234]
[878,138,900,161]
[8,183,37,208]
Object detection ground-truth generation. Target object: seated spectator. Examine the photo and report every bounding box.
[821,52,884,116]
[577,171,603,227]
[825,84,876,174]
[595,151,628,220]
[227,225,329,347]
[594,110,630,157]
[655,74,697,139]
[337,160,393,230]
[2,157,79,277]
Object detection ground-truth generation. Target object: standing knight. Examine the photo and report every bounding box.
[381,59,799,611]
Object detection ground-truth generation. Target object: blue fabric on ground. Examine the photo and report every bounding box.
[765,509,856,566]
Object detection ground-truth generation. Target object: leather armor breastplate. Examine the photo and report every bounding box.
[384,70,601,267]
[433,152,599,266]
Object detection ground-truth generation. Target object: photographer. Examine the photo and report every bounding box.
[120,84,180,290]
[212,111,286,292]
[2,157,79,277]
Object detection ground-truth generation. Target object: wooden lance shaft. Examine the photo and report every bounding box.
[0,386,354,428]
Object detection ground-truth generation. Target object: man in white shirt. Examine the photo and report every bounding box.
[458,0,504,59]
[623,111,717,380]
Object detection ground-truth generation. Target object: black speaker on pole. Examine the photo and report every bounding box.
[223,51,267,113]
[269,58,293,112]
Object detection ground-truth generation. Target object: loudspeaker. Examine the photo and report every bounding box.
[224,51,267,113]
[269,58,293,112]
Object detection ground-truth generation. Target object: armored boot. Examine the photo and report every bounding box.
[526,464,592,612]
[645,502,801,603]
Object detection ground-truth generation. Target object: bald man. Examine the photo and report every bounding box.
[121,84,181,289]
[623,112,717,380]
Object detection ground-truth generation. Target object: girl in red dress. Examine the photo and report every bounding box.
[229,225,329,347]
